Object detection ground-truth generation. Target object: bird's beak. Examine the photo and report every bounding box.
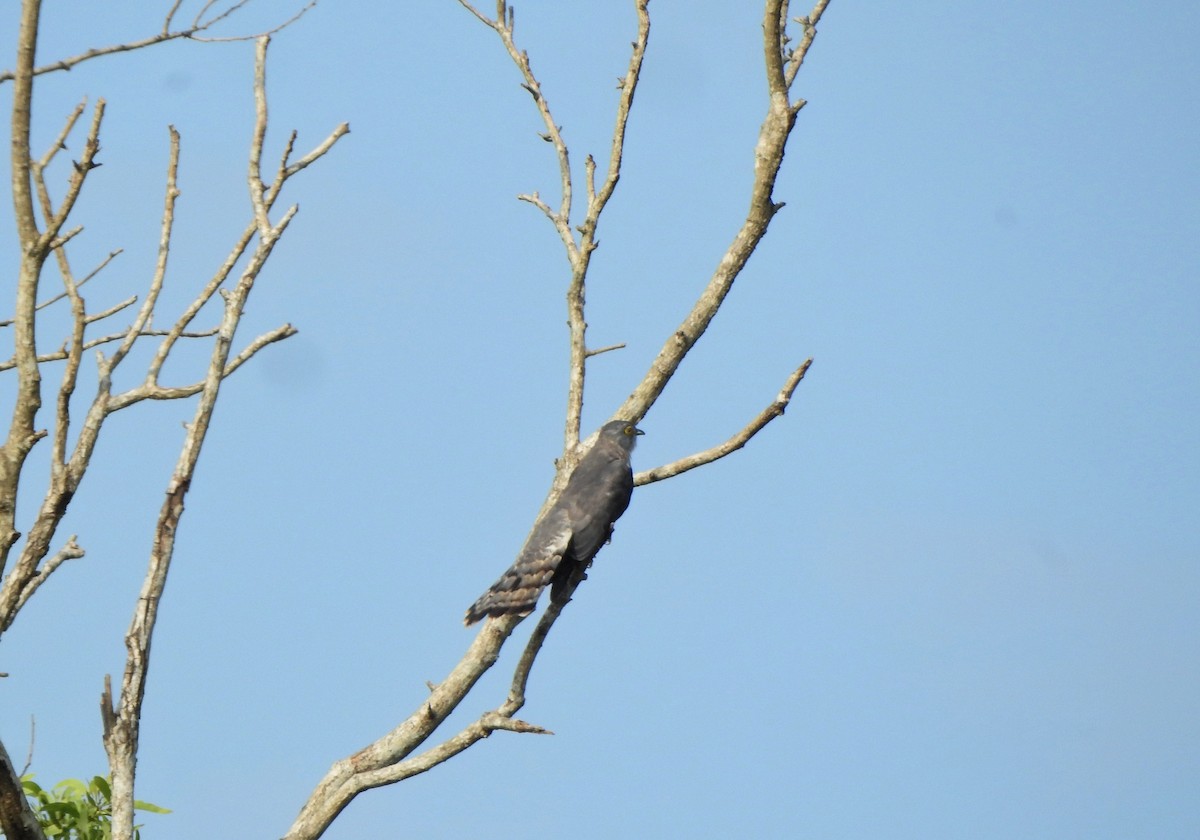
[635,428,646,436]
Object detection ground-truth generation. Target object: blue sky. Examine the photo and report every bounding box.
[2,1,1198,838]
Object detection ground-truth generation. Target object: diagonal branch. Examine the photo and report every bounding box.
[0,249,123,328]
[578,0,649,245]
[615,0,825,426]
[30,249,123,318]
[37,100,105,253]
[635,358,812,485]
[283,614,525,840]
[333,566,577,796]
[108,126,182,377]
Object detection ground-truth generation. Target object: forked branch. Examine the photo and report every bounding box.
[617,0,826,425]
[458,0,650,456]
[99,35,345,840]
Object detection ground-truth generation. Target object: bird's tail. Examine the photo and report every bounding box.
[463,563,554,625]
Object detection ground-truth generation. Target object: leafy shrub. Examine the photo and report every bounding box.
[18,775,169,840]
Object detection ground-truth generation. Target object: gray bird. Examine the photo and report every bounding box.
[465,419,644,625]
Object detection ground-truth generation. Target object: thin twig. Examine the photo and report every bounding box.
[190,1,319,43]
[459,0,650,457]
[162,0,186,35]
[9,249,123,320]
[100,126,180,387]
[27,107,92,477]
[20,717,34,777]
[35,99,85,170]
[83,296,137,324]
[0,328,219,374]
[585,342,625,358]
[785,0,830,88]
[0,0,322,84]
[457,0,574,248]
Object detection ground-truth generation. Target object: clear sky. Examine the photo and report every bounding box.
[2,1,1198,838]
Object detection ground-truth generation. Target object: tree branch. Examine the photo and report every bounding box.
[107,126,182,379]
[615,0,824,428]
[0,0,321,84]
[11,535,84,615]
[561,0,649,454]
[325,570,579,800]
[0,118,165,634]
[282,614,525,840]
[458,0,574,248]
[1,0,49,604]
[0,327,219,374]
[635,358,812,485]
[0,248,123,326]
[585,342,625,358]
[0,80,113,632]
[107,322,298,412]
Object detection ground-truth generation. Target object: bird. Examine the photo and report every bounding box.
[464,419,644,625]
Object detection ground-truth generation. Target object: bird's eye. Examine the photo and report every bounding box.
[624,425,634,435]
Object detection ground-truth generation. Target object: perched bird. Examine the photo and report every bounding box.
[465,419,644,625]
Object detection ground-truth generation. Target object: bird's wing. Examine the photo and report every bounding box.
[559,441,634,565]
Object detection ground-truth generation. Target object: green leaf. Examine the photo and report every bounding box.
[57,778,89,797]
[42,801,80,820]
[91,775,112,799]
[133,800,172,814]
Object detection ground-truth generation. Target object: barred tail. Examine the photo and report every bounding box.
[463,561,555,625]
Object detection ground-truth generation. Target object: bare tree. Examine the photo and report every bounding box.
[1,0,830,837]
[284,0,826,837]
[0,2,344,839]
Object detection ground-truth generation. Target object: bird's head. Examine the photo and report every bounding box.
[600,419,645,452]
